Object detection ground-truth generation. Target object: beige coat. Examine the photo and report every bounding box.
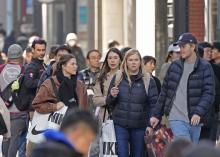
[0,97,11,138]
[93,72,115,121]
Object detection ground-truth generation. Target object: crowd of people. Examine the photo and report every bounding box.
[0,30,220,157]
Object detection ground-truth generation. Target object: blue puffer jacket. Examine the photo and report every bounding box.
[106,73,158,128]
[154,57,215,123]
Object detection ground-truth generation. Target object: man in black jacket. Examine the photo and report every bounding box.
[30,109,99,157]
[24,39,47,109]
[198,42,220,141]
[150,33,215,143]
[24,38,47,156]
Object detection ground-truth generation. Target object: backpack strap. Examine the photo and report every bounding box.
[50,78,60,101]
[143,72,151,95]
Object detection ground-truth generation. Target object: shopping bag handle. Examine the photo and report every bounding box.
[103,106,112,122]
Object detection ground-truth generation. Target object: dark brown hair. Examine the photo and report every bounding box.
[98,48,122,83]
[54,54,76,75]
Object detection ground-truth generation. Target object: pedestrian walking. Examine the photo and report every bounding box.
[106,49,158,157]
[150,33,215,144]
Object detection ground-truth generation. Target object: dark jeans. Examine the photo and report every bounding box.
[18,120,29,157]
[115,124,145,157]
[2,113,28,157]
[200,113,219,142]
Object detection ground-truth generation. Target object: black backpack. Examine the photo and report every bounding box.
[11,74,31,111]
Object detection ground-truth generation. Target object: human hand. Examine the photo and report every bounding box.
[146,127,154,135]
[150,117,159,128]
[56,101,65,110]
[110,87,119,98]
[191,114,200,126]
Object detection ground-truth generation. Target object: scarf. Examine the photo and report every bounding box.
[56,70,78,108]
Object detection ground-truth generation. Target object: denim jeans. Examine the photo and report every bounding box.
[2,113,28,157]
[169,120,201,144]
[19,127,28,157]
[114,125,145,157]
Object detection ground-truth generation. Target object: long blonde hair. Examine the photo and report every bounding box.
[120,49,145,85]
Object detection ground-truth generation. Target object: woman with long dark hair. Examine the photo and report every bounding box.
[93,48,122,119]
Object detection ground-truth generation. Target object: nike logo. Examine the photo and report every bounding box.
[31,125,45,135]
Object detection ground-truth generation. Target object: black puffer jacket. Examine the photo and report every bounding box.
[24,58,46,110]
[154,57,215,123]
[106,73,158,128]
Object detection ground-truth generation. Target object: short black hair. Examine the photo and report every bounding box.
[60,109,99,135]
[49,45,60,59]
[25,47,32,54]
[120,47,132,59]
[184,145,220,157]
[54,45,71,56]
[198,42,212,57]
[142,55,156,65]
[31,39,47,48]
[197,45,204,58]
[199,42,212,49]
[212,41,220,52]
[0,29,6,36]
[86,49,101,59]
[108,40,120,49]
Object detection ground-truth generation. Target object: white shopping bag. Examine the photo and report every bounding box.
[27,106,68,143]
[99,119,118,157]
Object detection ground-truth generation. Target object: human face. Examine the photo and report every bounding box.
[88,51,101,69]
[203,47,212,61]
[211,48,220,61]
[56,50,69,61]
[107,52,120,70]
[67,39,76,47]
[25,52,33,64]
[32,44,46,60]
[127,54,141,74]
[70,124,96,156]
[179,43,195,59]
[144,60,155,73]
[171,51,180,61]
[62,58,78,76]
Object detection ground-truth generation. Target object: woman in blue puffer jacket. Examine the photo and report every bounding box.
[106,49,158,157]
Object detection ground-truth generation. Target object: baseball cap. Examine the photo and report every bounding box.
[65,33,78,43]
[175,33,197,45]
[7,44,23,59]
[167,44,180,52]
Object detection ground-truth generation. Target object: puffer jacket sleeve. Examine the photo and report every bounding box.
[148,78,159,118]
[194,63,215,117]
[153,66,170,118]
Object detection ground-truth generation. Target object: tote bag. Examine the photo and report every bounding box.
[27,106,68,143]
[99,107,118,157]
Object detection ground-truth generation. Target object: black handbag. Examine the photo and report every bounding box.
[0,113,8,135]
